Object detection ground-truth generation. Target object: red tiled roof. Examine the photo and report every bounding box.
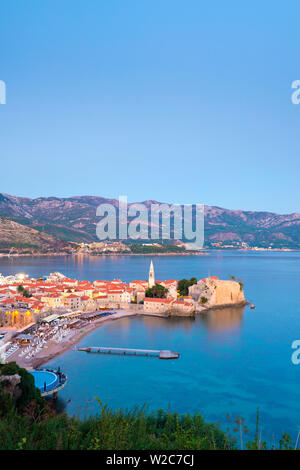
[201,276,218,282]
[15,296,34,302]
[32,302,43,309]
[0,298,14,304]
[130,280,147,284]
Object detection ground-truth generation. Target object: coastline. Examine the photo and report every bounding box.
[0,251,207,258]
[0,249,298,259]
[0,252,71,258]
[7,303,249,370]
[10,310,138,371]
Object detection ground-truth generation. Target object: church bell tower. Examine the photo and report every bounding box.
[148,260,155,288]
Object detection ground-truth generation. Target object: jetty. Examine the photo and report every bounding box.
[77,346,179,360]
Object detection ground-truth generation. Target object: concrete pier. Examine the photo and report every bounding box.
[77,346,179,359]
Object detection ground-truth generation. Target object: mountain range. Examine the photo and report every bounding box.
[0,193,299,250]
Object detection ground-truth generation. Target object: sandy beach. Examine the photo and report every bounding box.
[6,310,138,371]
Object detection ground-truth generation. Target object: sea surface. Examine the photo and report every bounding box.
[1,252,300,442]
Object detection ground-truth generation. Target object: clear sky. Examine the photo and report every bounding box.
[0,0,299,213]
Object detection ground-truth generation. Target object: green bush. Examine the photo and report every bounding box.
[0,362,43,411]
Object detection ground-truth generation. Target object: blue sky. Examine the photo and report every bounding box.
[0,0,299,213]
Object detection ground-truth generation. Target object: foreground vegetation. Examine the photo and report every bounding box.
[0,362,234,450]
[1,404,235,450]
[0,362,298,450]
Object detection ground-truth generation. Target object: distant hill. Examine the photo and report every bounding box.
[0,193,299,249]
[0,217,70,253]
[204,205,300,248]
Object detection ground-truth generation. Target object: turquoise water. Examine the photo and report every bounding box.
[1,252,300,441]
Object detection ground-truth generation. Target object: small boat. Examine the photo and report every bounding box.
[250,304,255,309]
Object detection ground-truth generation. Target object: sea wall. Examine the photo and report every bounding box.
[167,308,195,317]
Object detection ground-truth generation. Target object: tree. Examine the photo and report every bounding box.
[17,285,31,298]
[177,277,197,296]
[145,284,168,299]
[22,289,32,298]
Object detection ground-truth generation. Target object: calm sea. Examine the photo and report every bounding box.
[1,252,300,442]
